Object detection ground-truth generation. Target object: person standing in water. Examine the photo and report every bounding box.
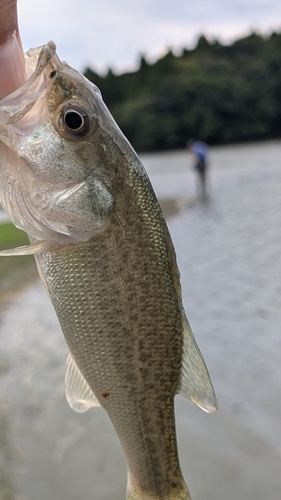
[187,139,209,200]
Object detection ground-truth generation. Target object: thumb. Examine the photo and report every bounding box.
[0,0,26,99]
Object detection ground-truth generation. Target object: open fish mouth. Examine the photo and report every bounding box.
[0,42,58,133]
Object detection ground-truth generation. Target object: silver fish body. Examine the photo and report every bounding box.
[0,42,217,500]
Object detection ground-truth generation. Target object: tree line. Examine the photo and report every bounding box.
[84,32,281,152]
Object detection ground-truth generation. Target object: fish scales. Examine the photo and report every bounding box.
[35,165,187,497]
[0,42,217,500]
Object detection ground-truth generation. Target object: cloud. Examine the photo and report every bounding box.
[18,0,281,73]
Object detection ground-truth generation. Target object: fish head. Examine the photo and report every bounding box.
[0,41,125,245]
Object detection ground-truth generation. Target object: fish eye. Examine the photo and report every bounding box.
[57,102,91,140]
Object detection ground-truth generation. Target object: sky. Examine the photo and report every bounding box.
[18,0,281,75]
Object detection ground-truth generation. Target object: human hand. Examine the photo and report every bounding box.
[0,0,25,99]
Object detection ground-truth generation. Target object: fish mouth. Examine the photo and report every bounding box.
[0,41,58,132]
[23,41,57,86]
[2,40,56,96]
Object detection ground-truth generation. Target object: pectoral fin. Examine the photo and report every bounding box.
[0,240,52,256]
[177,314,218,413]
[65,352,100,412]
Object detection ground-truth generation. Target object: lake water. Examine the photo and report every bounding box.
[1,140,281,500]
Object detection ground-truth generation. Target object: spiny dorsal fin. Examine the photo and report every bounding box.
[65,352,100,412]
[177,313,218,413]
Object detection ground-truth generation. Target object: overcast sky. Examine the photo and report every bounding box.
[18,0,281,74]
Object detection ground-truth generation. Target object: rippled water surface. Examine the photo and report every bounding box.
[1,140,281,500]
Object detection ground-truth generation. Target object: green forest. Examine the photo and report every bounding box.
[84,32,281,152]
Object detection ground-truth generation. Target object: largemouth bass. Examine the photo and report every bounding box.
[0,42,217,500]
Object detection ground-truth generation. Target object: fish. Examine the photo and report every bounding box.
[0,42,217,500]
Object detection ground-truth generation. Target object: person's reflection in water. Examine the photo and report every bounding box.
[187,139,209,201]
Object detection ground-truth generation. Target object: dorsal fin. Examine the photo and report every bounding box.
[177,313,218,413]
[65,352,100,412]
